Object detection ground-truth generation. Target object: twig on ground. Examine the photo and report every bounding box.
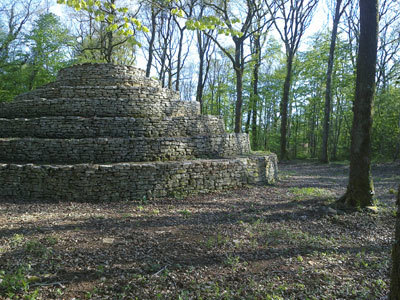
[152,265,169,276]
[31,282,66,288]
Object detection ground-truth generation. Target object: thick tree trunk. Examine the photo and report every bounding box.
[280,53,293,160]
[321,0,343,163]
[390,185,400,299]
[339,0,378,208]
[234,66,243,133]
[234,41,244,134]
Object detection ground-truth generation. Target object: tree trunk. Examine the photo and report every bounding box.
[28,67,38,91]
[105,30,113,63]
[321,0,343,163]
[196,50,205,113]
[251,91,259,150]
[332,95,343,160]
[234,65,243,133]
[280,52,294,160]
[234,40,244,134]
[393,113,400,161]
[390,185,400,299]
[251,33,261,150]
[146,6,157,77]
[175,27,185,91]
[245,109,251,134]
[339,0,378,208]
[309,101,316,157]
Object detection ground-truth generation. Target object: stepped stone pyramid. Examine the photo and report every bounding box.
[0,63,277,201]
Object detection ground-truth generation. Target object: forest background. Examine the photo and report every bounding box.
[0,0,399,162]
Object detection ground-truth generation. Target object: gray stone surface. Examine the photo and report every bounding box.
[0,156,277,202]
[0,115,225,138]
[0,134,250,163]
[0,63,278,201]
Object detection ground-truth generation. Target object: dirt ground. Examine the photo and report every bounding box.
[0,160,398,299]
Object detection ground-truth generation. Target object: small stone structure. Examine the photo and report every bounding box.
[0,63,277,201]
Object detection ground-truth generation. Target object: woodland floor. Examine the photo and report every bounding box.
[0,160,399,299]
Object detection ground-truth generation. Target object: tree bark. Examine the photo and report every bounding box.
[245,109,251,133]
[146,6,157,77]
[234,40,244,134]
[196,30,213,114]
[321,0,343,163]
[196,49,205,113]
[390,185,400,299]
[251,32,261,150]
[175,26,185,91]
[280,52,294,160]
[394,113,400,161]
[234,65,244,133]
[339,0,378,208]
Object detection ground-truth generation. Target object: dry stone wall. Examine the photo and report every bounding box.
[0,115,225,138]
[0,156,277,202]
[0,134,250,164]
[0,63,277,202]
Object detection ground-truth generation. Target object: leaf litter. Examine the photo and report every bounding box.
[0,160,398,299]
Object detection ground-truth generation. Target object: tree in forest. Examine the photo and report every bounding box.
[59,0,147,63]
[320,0,350,163]
[376,0,400,92]
[390,185,400,299]
[256,38,283,152]
[202,52,235,126]
[70,7,139,65]
[338,0,378,208]
[194,1,215,111]
[0,0,38,63]
[0,0,41,101]
[372,0,400,159]
[25,13,73,90]
[295,38,328,159]
[152,5,175,87]
[266,0,318,160]
[297,33,356,160]
[339,0,400,160]
[171,0,196,91]
[245,22,269,149]
[195,26,215,112]
[193,0,272,133]
[141,0,165,77]
[141,0,195,90]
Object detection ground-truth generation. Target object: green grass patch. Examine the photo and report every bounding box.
[0,265,39,299]
[264,226,335,249]
[279,171,297,180]
[178,209,192,218]
[250,150,272,156]
[289,187,334,201]
[331,160,350,165]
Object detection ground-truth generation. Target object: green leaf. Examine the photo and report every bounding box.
[107,14,114,22]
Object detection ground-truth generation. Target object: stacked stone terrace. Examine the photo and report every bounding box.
[0,63,277,201]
